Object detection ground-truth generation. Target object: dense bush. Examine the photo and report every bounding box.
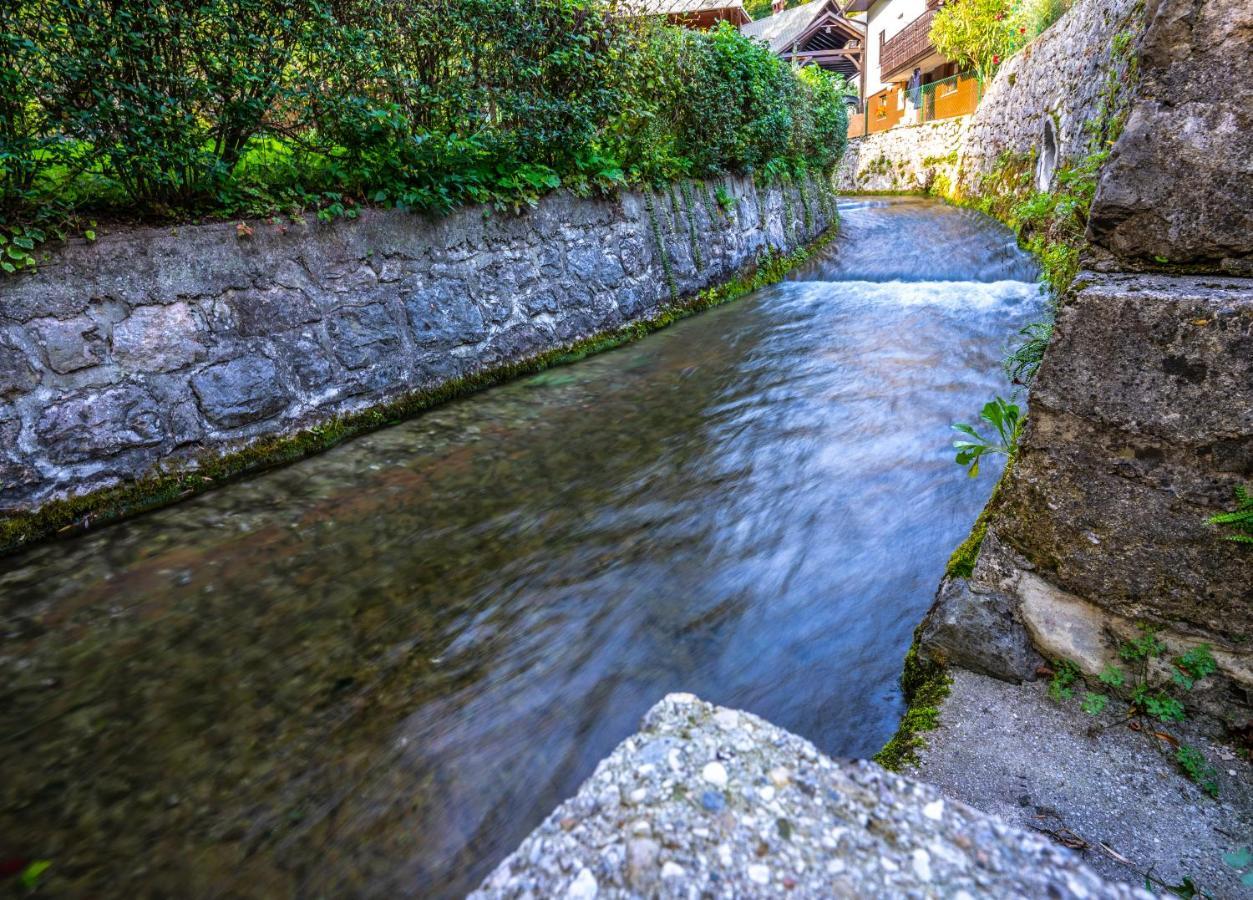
[0,0,847,231]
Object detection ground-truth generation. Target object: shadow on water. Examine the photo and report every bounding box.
[0,197,1041,897]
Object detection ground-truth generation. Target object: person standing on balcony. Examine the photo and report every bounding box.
[908,68,923,123]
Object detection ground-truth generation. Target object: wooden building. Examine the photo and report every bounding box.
[844,0,979,137]
[625,0,753,29]
[740,0,865,81]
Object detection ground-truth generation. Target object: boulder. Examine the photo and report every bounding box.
[1088,0,1253,272]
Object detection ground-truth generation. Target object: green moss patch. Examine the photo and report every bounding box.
[0,225,837,559]
[874,630,952,772]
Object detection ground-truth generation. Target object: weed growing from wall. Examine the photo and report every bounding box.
[1207,485,1253,545]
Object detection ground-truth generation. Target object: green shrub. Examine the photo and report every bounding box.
[930,0,1031,83]
[1,1,848,237]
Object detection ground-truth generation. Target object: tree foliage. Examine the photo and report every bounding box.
[0,0,848,228]
[929,0,1071,84]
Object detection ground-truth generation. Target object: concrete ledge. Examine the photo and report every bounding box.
[472,693,1148,898]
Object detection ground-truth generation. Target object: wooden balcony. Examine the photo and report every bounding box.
[880,6,937,80]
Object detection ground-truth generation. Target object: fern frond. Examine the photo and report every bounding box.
[1208,484,1253,544]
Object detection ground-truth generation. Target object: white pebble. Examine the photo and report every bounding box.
[747,864,771,885]
[661,862,686,879]
[923,799,945,821]
[827,858,846,875]
[629,787,647,803]
[714,709,740,730]
[913,849,932,881]
[758,786,776,802]
[702,761,728,787]
[718,845,733,867]
[566,867,598,899]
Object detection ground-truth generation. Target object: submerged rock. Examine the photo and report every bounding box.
[471,693,1148,898]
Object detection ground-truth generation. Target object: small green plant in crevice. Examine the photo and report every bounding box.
[1175,746,1219,799]
[952,397,1022,477]
[1207,484,1253,544]
[1004,319,1053,385]
[1048,627,1222,797]
[15,859,51,891]
[1047,659,1081,701]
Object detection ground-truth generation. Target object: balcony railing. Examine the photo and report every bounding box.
[848,71,981,139]
[880,6,937,79]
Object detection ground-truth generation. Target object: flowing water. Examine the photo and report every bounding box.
[0,197,1040,897]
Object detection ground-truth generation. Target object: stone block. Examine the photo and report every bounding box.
[35,384,165,463]
[29,316,105,373]
[225,285,321,336]
[1088,0,1253,271]
[0,332,38,399]
[404,281,490,347]
[113,302,206,372]
[917,576,1043,683]
[191,355,289,428]
[327,303,402,370]
[567,245,625,288]
[994,272,1252,634]
[274,328,336,391]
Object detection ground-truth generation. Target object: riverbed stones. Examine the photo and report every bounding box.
[471,693,1149,899]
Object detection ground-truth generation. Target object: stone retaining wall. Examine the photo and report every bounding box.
[0,174,834,515]
[834,118,965,194]
[955,0,1143,192]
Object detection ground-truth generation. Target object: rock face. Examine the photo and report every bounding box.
[472,693,1149,899]
[1088,0,1253,273]
[0,174,832,513]
[919,272,1253,722]
[997,273,1252,634]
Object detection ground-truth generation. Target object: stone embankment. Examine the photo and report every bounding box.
[0,174,833,537]
[473,694,1148,899]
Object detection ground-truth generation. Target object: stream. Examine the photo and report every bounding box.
[0,197,1040,897]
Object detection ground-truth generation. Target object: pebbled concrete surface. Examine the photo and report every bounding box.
[473,692,1150,899]
[911,668,1253,896]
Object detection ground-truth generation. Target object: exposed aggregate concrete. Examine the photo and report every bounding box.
[473,693,1150,899]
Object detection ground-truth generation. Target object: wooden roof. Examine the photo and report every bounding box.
[741,0,864,78]
[621,0,753,26]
